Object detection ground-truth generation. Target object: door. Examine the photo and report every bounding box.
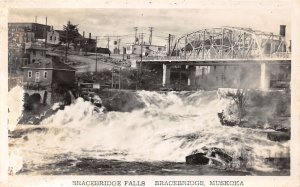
[35,72,40,82]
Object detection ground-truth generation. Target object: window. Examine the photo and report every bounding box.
[146,46,149,49]
[35,72,40,82]
[50,36,52,40]
[28,71,32,78]
[44,71,48,79]
[158,47,162,51]
[54,36,56,41]
[20,58,28,66]
[33,51,36,56]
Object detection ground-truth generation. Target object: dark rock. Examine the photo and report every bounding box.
[275,127,290,133]
[217,112,237,127]
[265,157,290,169]
[207,147,233,164]
[99,90,145,112]
[76,160,112,169]
[63,92,72,105]
[267,131,290,142]
[188,147,234,167]
[239,120,265,129]
[23,136,28,141]
[9,127,48,139]
[186,153,209,165]
[231,137,240,141]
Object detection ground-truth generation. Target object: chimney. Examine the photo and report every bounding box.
[89,33,91,39]
[51,26,53,31]
[83,31,85,38]
[280,25,286,37]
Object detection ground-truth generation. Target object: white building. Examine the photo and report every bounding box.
[47,30,65,45]
[126,43,167,56]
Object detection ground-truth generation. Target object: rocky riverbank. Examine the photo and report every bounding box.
[217,88,290,143]
[217,89,290,130]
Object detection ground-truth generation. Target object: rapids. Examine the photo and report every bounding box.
[8,88,289,175]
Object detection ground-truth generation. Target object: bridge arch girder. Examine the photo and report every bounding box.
[172,27,289,60]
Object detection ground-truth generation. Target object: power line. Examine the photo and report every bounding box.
[94,34,133,38]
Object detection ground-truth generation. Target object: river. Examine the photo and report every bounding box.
[8,88,289,175]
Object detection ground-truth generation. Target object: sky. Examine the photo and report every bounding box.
[8,8,291,48]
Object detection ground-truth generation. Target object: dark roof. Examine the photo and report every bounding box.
[96,47,111,54]
[9,22,51,27]
[54,30,66,35]
[53,30,83,39]
[21,58,76,71]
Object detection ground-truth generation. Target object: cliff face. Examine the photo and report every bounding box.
[217,88,290,131]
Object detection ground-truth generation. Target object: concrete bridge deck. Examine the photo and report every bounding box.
[138,58,291,66]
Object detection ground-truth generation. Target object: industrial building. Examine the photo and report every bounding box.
[21,56,76,105]
[8,22,50,74]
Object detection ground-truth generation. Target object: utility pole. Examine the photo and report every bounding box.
[119,67,121,90]
[65,21,69,63]
[134,27,138,44]
[170,35,174,53]
[184,36,187,59]
[45,16,47,49]
[138,33,144,87]
[95,36,98,72]
[107,36,110,57]
[117,37,121,54]
[149,27,153,45]
[122,47,125,60]
[111,69,114,89]
[168,34,171,56]
[139,33,144,62]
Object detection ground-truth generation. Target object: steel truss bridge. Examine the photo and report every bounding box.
[138,27,291,90]
[142,26,291,62]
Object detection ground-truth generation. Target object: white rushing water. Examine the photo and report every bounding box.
[8,86,24,131]
[9,87,289,174]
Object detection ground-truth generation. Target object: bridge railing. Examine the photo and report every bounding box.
[265,52,291,59]
[142,52,291,61]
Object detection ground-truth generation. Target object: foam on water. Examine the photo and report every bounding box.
[8,86,24,131]
[9,89,289,174]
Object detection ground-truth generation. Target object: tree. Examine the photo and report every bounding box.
[226,89,248,124]
[62,21,79,63]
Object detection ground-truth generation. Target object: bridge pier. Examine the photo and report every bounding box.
[260,63,270,91]
[162,64,171,86]
[187,66,196,86]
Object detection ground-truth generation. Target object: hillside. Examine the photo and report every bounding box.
[46,50,131,73]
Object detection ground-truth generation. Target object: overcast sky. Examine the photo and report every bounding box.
[9,8,291,47]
